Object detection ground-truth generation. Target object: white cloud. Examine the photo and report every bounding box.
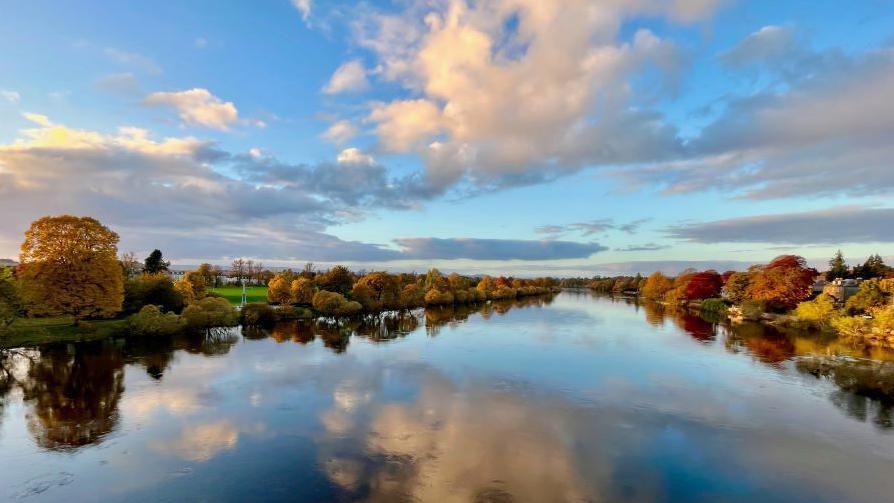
[1,90,20,104]
[195,37,208,48]
[367,99,441,152]
[143,88,239,130]
[355,0,690,192]
[322,60,369,94]
[321,119,358,144]
[336,147,375,166]
[292,0,311,21]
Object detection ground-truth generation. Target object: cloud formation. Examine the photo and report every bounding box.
[353,0,696,192]
[143,88,240,130]
[323,60,368,94]
[668,206,894,244]
[393,238,606,260]
[536,218,650,238]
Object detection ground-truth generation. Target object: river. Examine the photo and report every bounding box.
[1,291,893,502]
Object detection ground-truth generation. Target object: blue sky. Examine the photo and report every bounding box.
[1,0,892,275]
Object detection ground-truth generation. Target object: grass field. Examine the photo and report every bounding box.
[210,286,268,305]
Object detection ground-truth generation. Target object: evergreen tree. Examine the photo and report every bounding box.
[826,250,849,281]
[144,249,170,274]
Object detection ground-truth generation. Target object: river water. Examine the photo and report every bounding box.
[1,291,893,502]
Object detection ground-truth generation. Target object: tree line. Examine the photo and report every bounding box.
[0,215,560,334]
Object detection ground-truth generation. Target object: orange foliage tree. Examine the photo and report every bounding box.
[746,255,817,311]
[18,216,124,321]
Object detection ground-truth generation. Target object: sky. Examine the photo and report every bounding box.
[1,0,892,276]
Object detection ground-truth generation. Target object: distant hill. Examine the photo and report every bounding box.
[0,258,18,267]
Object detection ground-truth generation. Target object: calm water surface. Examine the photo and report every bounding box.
[2,292,894,502]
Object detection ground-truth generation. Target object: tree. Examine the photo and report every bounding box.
[357,272,401,307]
[0,270,22,327]
[230,258,246,282]
[853,254,891,279]
[317,266,354,296]
[18,216,125,322]
[195,263,215,288]
[641,272,674,300]
[747,255,818,311]
[845,279,889,315]
[123,273,184,314]
[267,274,293,305]
[144,249,170,274]
[723,272,751,304]
[174,271,206,305]
[683,271,723,300]
[290,278,315,305]
[119,252,142,280]
[827,250,849,281]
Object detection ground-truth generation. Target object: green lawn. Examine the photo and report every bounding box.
[1,316,129,348]
[210,285,268,305]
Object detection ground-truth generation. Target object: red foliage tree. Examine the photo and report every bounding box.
[682,271,723,300]
[746,255,818,311]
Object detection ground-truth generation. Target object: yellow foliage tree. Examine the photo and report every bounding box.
[18,215,124,322]
[267,274,292,305]
[290,277,315,305]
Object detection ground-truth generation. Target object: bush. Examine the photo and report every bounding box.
[182,297,239,329]
[794,294,840,328]
[312,290,362,317]
[124,273,184,314]
[739,299,766,321]
[700,298,729,315]
[845,279,889,315]
[241,302,276,327]
[276,306,314,320]
[128,305,186,336]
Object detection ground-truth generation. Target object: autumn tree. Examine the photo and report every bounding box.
[143,249,170,274]
[174,271,206,305]
[747,255,818,311]
[682,271,723,300]
[723,272,751,304]
[230,258,246,283]
[290,277,315,305]
[267,273,293,305]
[195,263,216,288]
[641,272,674,300]
[357,272,401,308]
[18,216,125,322]
[317,266,354,295]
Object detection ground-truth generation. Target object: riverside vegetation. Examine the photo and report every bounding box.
[0,215,559,344]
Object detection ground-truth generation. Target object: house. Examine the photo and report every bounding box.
[823,278,862,303]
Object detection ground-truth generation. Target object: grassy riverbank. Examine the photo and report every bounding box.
[0,317,128,348]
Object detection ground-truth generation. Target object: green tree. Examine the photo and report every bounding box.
[827,250,849,281]
[143,249,170,274]
[316,266,354,296]
[0,270,23,327]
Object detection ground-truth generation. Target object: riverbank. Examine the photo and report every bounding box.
[0,317,128,348]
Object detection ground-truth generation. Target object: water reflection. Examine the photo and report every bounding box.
[21,340,124,450]
[2,293,894,501]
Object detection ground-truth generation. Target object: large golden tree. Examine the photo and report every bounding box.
[18,216,125,321]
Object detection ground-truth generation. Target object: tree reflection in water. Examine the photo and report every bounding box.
[21,340,125,450]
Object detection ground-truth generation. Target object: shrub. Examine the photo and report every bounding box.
[845,279,889,315]
[794,294,839,328]
[276,306,314,320]
[267,274,292,305]
[312,290,362,317]
[491,286,518,300]
[700,298,729,315]
[124,273,184,314]
[350,283,381,311]
[739,299,767,321]
[128,305,185,336]
[241,302,276,327]
[398,284,424,309]
[182,297,239,329]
